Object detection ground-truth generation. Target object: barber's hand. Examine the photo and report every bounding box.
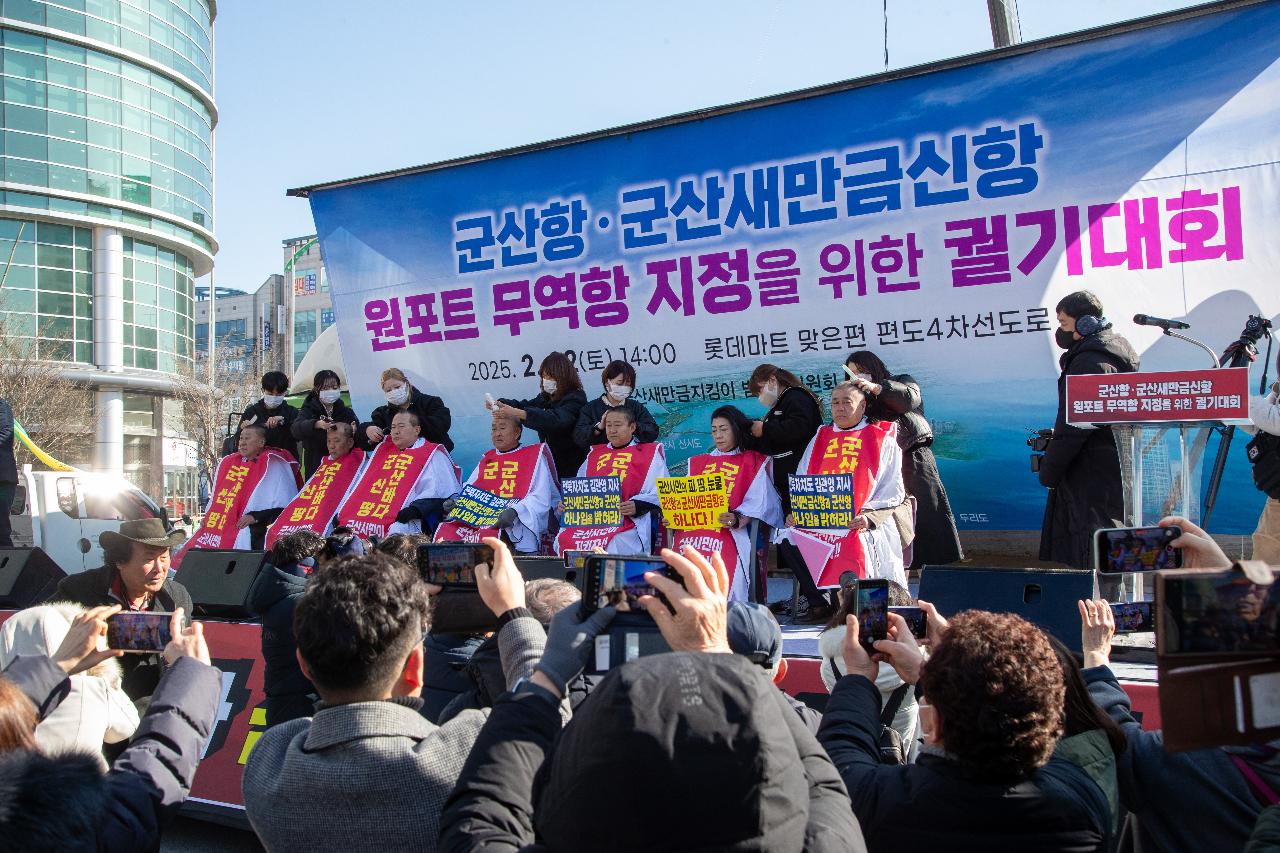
[495,507,518,529]
[163,608,211,666]
[874,611,924,685]
[840,614,879,681]
[916,599,949,647]
[266,416,284,429]
[492,402,524,421]
[476,537,525,616]
[395,506,422,524]
[236,513,257,529]
[52,605,123,674]
[1078,598,1115,669]
[619,500,637,518]
[1161,516,1231,569]
[640,546,731,653]
[750,420,764,439]
[851,378,882,397]
[849,514,869,531]
[366,425,384,443]
[534,603,617,696]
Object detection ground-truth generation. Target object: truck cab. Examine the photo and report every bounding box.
[8,465,178,576]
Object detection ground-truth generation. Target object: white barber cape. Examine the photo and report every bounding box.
[387,437,463,536]
[574,439,668,555]
[459,443,560,554]
[205,451,299,550]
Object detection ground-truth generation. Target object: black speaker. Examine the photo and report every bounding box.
[0,548,66,609]
[917,566,1096,652]
[174,549,267,620]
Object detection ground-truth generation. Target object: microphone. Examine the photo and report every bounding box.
[1133,314,1191,331]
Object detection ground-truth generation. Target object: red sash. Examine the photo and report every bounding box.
[265,449,365,549]
[174,448,293,565]
[670,451,768,587]
[335,439,441,538]
[556,442,661,553]
[435,444,545,543]
[801,422,893,585]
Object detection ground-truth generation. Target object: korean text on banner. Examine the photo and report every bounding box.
[657,473,730,530]
[1066,367,1251,425]
[446,484,515,529]
[561,476,622,528]
[788,473,855,530]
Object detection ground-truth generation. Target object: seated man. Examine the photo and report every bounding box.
[555,406,668,556]
[776,382,908,619]
[819,608,1111,853]
[435,416,559,554]
[335,410,461,539]
[266,424,367,549]
[440,546,864,852]
[176,424,300,560]
[243,540,549,851]
[57,518,192,701]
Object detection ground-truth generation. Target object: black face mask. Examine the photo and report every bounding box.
[1055,328,1076,349]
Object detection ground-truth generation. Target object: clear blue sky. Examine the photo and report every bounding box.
[209,0,1206,292]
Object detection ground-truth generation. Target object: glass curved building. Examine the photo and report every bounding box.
[0,0,214,494]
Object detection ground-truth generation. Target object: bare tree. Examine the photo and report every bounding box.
[0,315,94,468]
[171,335,264,478]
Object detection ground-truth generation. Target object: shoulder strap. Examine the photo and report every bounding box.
[880,682,912,726]
[1230,754,1280,807]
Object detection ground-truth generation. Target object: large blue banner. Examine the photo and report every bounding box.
[307,2,1280,534]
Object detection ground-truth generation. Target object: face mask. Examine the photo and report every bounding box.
[385,385,410,405]
[607,383,632,401]
[541,378,558,395]
[319,389,341,405]
[1055,329,1076,349]
[757,380,779,408]
[263,394,284,409]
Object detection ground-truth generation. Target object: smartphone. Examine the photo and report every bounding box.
[416,543,494,586]
[106,612,173,653]
[889,605,927,639]
[582,555,681,615]
[1159,570,1278,656]
[1095,526,1183,573]
[857,579,890,650]
[1110,601,1154,634]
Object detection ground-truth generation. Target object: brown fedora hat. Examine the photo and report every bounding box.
[100,518,186,551]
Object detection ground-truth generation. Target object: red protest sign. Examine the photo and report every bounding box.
[1066,367,1250,425]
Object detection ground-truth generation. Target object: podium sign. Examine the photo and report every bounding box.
[1066,367,1249,426]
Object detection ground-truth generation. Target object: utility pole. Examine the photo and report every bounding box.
[987,0,1022,48]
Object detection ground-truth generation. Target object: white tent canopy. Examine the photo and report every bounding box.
[288,323,346,395]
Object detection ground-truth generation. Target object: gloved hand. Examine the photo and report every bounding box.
[535,604,617,693]
[442,497,457,517]
[395,505,422,524]
[495,507,518,529]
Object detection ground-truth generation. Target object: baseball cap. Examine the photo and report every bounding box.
[726,601,783,675]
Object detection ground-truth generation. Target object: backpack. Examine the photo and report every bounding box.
[878,683,914,765]
[1247,430,1280,500]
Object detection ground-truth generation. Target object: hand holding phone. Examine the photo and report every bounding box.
[1095,526,1183,573]
[889,606,928,639]
[416,543,494,586]
[1110,601,1154,634]
[855,579,889,651]
[107,612,174,653]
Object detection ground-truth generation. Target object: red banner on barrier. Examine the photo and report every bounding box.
[1066,366,1250,426]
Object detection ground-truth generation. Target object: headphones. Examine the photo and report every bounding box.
[1074,314,1107,337]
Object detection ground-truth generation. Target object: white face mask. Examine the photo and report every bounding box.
[541,378,558,395]
[385,385,410,406]
[263,394,284,409]
[319,389,341,405]
[757,380,779,408]
[607,383,632,401]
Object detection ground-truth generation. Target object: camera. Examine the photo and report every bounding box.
[1027,428,1052,473]
[1242,314,1273,345]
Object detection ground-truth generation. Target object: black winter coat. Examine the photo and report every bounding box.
[817,674,1111,853]
[246,561,315,727]
[235,399,300,459]
[1038,329,1140,569]
[419,632,483,724]
[498,389,587,480]
[55,565,193,702]
[0,397,16,484]
[0,654,220,853]
[361,387,453,451]
[437,632,597,725]
[865,374,962,568]
[755,386,823,514]
[571,396,659,450]
[290,395,360,481]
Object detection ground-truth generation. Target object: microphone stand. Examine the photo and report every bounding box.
[1201,331,1270,528]
[1161,328,1223,370]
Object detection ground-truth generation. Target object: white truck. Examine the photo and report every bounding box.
[8,465,184,576]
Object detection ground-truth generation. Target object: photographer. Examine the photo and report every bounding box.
[439,546,863,852]
[1247,368,1280,564]
[1039,291,1139,569]
[1079,598,1280,853]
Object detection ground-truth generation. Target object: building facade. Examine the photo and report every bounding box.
[283,233,332,371]
[194,273,286,376]
[0,0,215,502]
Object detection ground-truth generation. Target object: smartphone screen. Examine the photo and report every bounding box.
[889,605,927,639]
[584,555,673,614]
[1096,526,1183,573]
[1160,573,1278,656]
[1110,601,1154,633]
[106,612,172,652]
[416,544,494,586]
[857,579,889,649]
